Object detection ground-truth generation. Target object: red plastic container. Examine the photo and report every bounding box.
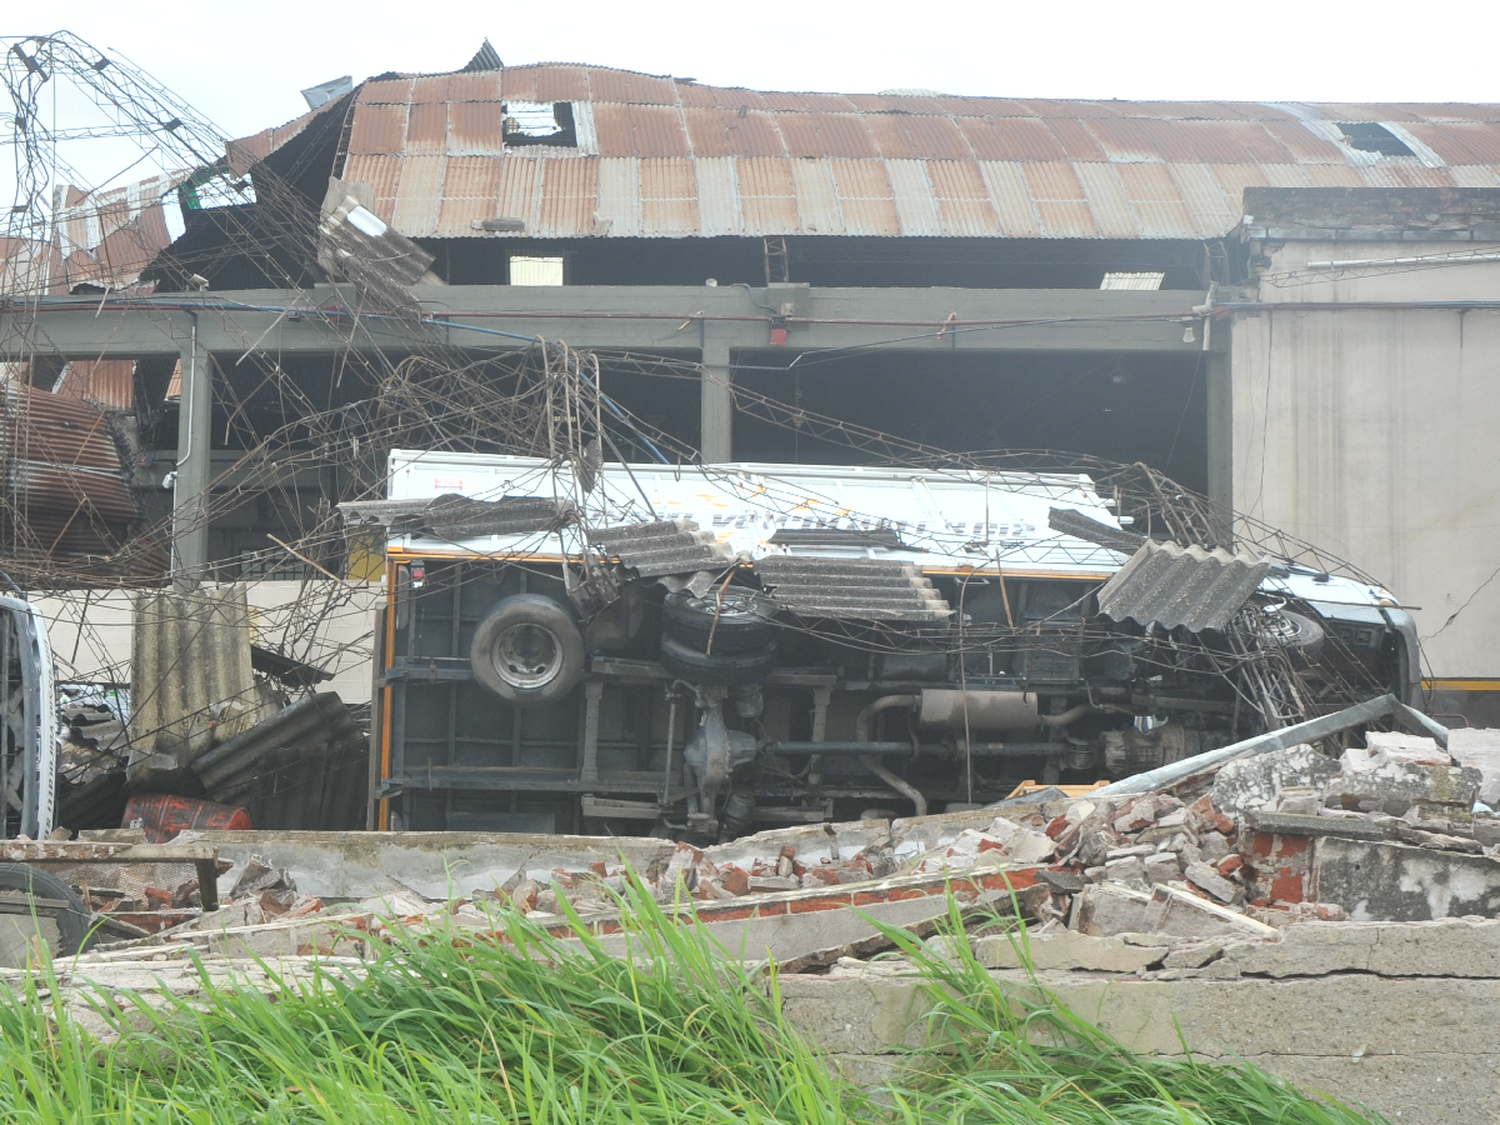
[122,793,252,843]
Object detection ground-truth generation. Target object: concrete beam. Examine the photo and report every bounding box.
[2,285,1213,361]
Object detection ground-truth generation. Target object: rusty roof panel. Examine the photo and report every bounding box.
[927,161,999,236]
[773,112,825,158]
[1035,199,1100,238]
[537,158,600,238]
[813,113,879,159]
[495,157,543,230]
[736,157,800,234]
[957,116,1066,162]
[907,116,976,160]
[978,163,1042,237]
[360,77,414,104]
[437,71,503,103]
[56,360,134,411]
[435,156,503,231]
[681,106,738,157]
[589,102,638,158]
[624,103,691,157]
[1207,164,1270,211]
[404,101,449,154]
[1256,119,1349,162]
[1303,164,1367,188]
[347,103,408,155]
[1073,164,1141,238]
[886,160,942,236]
[278,68,1500,241]
[1260,164,1315,188]
[1022,162,1087,201]
[760,90,858,112]
[391,156,446,236]
[448,102,504,155]
[407,75,452,105]
[692,157,741,236]
[341,154,403,218]
[587,68,679,105]
[1164,163,1238,235]
[863,114,924,161]
[1128,199,1199,239]
[790,160,843,235]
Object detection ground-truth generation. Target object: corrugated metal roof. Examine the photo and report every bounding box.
[1095,541,1273,633]
[229,64,1500,241]
[338,494,574,538]
[587,519,743,578]
[755,557,951,623]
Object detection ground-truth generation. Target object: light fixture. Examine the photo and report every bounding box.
[1182,323,1196,344]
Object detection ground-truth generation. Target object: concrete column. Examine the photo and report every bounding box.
[700,333,733,463]
[172,325,213,589]
[1205,347,1232,545]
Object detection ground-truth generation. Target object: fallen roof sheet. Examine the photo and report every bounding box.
[588,519,742,578]
[755,557,951,623]
[1095,540,1273,633]
[234,64,1500,241]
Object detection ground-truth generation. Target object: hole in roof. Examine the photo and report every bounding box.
[1335,122,1416,157]
[502,102,577,147]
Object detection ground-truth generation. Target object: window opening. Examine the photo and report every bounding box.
[1335,122,1415,157]
[509,255,565,286]
[502,101,576,147]
[1100,271,1164,291]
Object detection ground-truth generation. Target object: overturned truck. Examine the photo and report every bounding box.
[343,452,1421,839]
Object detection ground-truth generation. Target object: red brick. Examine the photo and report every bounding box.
[589,860,607,877]
[1216,854,1244,877]
[720,864,750,896]
[757,902,788,916]
[852,891,886,906]
[885,887,932,901]
[1248,831,1275,859]
[1269,870,1305,903]
[1273,835,1309,858]
[788,898,844,913]
[1045,815,1070,840]
[804,867,842,886]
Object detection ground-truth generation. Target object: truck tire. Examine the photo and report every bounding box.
[0,864,92,967]
[471,594,586,706]
[662,589,778,655]
[1271,610,1325,663]
[659,635,777,686]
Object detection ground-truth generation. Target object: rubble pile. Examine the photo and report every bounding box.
[21,725,1498,973]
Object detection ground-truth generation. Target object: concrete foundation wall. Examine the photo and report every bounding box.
[781,920,1500,1125]
[1231,239,1500,681]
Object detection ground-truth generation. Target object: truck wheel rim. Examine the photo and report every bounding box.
[492,623,563,688]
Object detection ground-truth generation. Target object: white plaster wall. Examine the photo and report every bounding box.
[32,580,383,705]
[1233,240,1500,678]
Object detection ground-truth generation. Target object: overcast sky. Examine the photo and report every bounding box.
[19,0,1500,144]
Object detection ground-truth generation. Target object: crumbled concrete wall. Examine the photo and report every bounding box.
[1313,836,1500,920]
[780,919,1500,1125]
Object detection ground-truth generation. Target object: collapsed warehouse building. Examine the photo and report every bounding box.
[1,33,1499,835]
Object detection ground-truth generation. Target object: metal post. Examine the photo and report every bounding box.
[700,332,733,463]
[579,681,604,784]
[172,317,212,589]
[1205,347,1233,545]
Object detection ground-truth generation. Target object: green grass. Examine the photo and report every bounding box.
[0,880,1385,1124]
